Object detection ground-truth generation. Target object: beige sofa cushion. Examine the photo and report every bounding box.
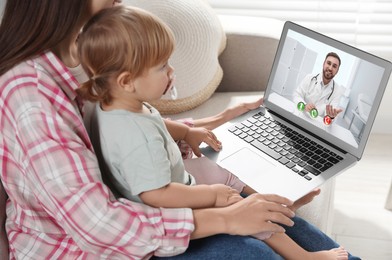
[123,0,226,114]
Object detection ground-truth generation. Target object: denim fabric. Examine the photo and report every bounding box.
[153,234,283,260]
[153,216,362,259]
[284,216,361,260]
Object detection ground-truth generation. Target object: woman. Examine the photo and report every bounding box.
[0,1,359,259]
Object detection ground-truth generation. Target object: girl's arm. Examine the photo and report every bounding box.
[164,119,189,141]
[193,98,264,130]
[139,183,242,209]
[163,119,222,156]
[164,97,263,137]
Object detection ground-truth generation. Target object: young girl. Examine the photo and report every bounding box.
[77,5,349,260]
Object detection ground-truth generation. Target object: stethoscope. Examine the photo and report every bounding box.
[310,73,335,101]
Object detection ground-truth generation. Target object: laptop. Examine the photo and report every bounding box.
[201,21,392,201]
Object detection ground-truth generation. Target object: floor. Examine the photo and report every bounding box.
[331,133,392,260]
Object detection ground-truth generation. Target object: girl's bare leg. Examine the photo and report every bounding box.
[264,232,348,260]
[289,188,321,212]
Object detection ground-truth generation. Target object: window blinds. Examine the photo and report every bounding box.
[208,0,392,61]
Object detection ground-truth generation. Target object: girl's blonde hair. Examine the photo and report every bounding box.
[77,6,175,104]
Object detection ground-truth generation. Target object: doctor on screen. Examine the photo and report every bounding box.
[293,52,345,122]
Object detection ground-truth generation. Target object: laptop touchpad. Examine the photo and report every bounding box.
[219,148,277,192]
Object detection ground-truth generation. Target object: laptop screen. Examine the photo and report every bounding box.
[264,22,392,159]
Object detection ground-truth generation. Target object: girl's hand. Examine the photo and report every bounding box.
[226,97,264,120]
[210,184,243,207]
[184,127,222,157]
[193,97,264,130]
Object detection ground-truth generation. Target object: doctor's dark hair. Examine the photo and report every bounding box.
[77,6,175,105]
[325,52,341,67]
[0,0,89,76]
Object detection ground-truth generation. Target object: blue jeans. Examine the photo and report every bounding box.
[152,216,361,259]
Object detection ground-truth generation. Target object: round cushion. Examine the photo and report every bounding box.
[123,0,226,114]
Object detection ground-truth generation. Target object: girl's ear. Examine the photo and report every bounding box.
[117,72,135,92]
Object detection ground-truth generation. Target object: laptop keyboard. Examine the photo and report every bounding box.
[228,111,343,181]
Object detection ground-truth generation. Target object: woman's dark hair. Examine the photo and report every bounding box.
[0,0,89,76]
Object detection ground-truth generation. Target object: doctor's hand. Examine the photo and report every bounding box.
[305,103,316,112]
[326,104,343,119]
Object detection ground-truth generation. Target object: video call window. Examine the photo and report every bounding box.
[269,30,385,148]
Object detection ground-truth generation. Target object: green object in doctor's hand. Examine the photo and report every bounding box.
[310,108,318,118]
[297,102,305,111]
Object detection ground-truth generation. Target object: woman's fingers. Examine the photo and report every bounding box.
[222,193,295,236]
[253,193,294,208]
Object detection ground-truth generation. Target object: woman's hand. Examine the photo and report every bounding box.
[222,193,294,236]
[191,193,295,239]
[184,127,222,157]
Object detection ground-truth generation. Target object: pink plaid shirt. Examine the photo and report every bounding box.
[0,52,194,259]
